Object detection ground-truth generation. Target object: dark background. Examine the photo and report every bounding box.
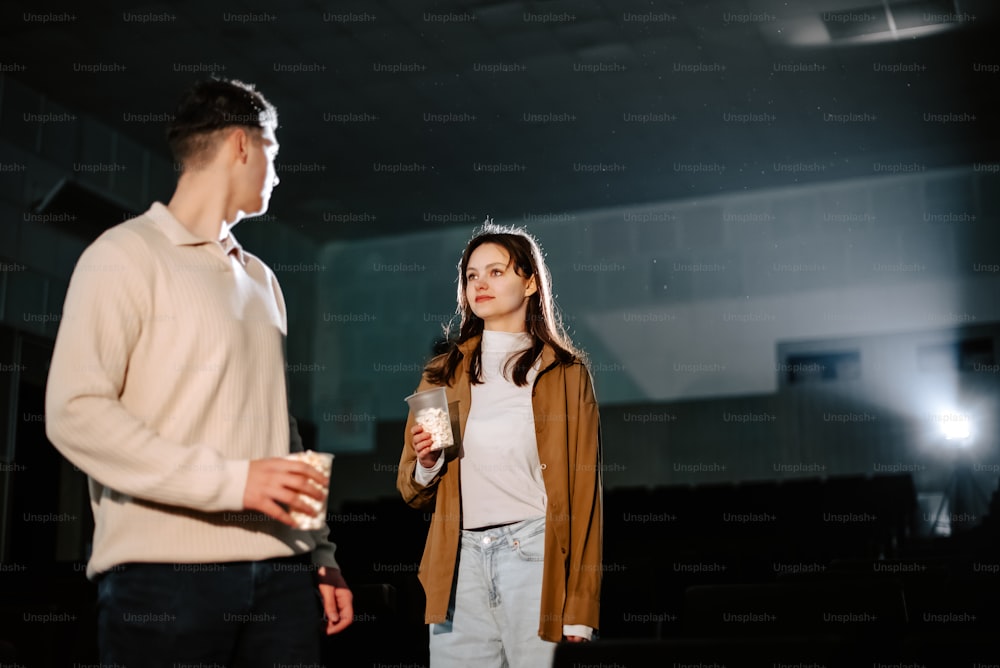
[2,0,1000,665]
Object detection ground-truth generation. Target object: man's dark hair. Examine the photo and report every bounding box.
[166,78,277,168]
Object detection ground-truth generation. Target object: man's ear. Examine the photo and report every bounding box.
[219,127,250,165]
[233,127,251,164]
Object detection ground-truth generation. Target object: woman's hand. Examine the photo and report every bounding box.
[411,424,442,469]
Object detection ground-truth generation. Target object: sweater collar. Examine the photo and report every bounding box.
[481,329,532,353]
[457,333,558,370]
[147,202,247,266]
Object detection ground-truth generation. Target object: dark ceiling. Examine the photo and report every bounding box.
[2,0,998,242]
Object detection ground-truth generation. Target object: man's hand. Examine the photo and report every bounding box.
[316,566,353,635]
[411,424,442,469]
[243,457,329,527]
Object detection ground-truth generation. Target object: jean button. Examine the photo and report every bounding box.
[483,536,491,544]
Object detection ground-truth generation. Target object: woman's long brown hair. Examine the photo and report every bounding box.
[425,221,583,387]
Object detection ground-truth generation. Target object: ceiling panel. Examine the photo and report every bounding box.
[0,0,995,242]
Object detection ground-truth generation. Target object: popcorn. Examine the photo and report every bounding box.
[416,406,454,450]
[405,386,455,451]
[285,450,333,530]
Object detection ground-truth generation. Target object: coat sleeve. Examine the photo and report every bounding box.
[563,363,603,629]
[396,378,445,511]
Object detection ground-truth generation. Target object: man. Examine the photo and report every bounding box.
[45,78,352,665]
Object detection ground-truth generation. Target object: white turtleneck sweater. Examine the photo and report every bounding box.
[462,330,547,529]
[416,330,546,528]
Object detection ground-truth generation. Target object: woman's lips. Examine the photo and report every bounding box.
[475,295,494,303]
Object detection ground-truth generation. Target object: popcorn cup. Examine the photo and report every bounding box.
[405,387,455,451]
[284,450,334,530]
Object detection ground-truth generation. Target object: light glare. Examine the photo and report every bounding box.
[939,411,972,442]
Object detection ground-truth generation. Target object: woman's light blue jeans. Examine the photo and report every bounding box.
[430,515,557,667]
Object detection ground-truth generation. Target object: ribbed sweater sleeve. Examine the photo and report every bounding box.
[45,231,248,511]
[46,206,340,578]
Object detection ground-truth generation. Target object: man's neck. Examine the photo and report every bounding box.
[165,172,233,241]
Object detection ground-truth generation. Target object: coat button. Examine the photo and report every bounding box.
[540,463,547,470]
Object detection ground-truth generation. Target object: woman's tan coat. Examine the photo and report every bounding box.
[397,335,603,642]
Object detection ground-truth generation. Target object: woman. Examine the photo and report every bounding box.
[397,220,603,667]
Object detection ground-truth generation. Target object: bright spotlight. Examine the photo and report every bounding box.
[938,411,972,443]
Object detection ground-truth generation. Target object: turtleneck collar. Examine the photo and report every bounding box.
[481,329,532,353]
[457,333,559,371]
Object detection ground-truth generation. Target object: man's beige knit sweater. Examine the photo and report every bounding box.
[45,202,338,579]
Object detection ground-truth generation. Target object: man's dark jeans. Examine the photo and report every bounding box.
[96,554,323,667]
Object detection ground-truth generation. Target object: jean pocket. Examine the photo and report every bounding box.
[511,530,545,562]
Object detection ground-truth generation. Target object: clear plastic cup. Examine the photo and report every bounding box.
[284,450,334,530]
[405,387,455,451]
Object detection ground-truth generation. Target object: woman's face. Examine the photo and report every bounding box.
[464,242,537,332]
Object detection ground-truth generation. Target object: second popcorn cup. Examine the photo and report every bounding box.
[284,450,334,530]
